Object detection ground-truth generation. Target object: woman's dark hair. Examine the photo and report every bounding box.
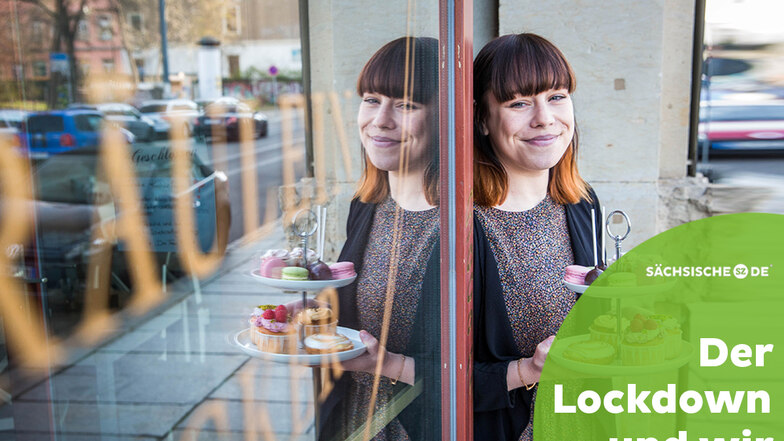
[473,33,589,206]
[355,36,440,205]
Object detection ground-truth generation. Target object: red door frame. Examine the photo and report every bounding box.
[439,0,473,440]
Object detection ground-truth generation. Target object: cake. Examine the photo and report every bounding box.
[297,307,337,337]
[621,315,665,365]
[304,333,354,354]
[589,314,629,348]
[250,305,297,354]
[650,314,682,359]
[330,262,356,280]
[562,340,616,365]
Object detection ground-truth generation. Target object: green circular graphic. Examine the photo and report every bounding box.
[535,213,784,441]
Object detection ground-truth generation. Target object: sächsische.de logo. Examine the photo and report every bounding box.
[645,264,771,279]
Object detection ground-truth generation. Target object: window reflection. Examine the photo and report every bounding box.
[0,0,441,440]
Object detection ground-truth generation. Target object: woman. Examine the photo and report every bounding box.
[318,36,441,441]
[472,33,604,440]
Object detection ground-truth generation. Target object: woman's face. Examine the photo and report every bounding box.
[481,88,574,175]
[358,92,433,173]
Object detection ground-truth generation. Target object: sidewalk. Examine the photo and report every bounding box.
[6,222,317,441]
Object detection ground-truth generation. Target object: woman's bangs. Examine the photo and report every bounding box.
[356,40,433,104]
[490,40,574,103]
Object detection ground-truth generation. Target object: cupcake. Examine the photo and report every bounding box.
[589,314,629,348]
[248,305,275,345]
[297,307,337,337]
[650,314,682,359]
[251,305,297,354]
[621,315,665,365]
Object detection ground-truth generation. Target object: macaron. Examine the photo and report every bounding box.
[259,257,286,279]
[281,266,309,281]
[564,265,592,285]
[330,262,356,280]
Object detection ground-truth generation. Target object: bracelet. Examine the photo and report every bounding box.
[516,359,537,391]
[391,354,406,385]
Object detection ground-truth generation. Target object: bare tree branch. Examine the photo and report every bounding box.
[68,0,89,36]
[16,0,56,19]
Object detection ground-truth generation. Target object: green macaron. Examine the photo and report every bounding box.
[281,266,309,281]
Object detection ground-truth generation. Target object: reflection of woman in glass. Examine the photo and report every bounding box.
[472,33,603,441]
[319,36,441,441]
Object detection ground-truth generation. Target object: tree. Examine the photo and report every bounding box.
[16,0,94,106]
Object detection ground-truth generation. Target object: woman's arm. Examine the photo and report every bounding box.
[505,336,554,391]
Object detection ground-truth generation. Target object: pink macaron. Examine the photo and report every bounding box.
[329,262,356,280]
[259,257,286,279]
[564,265,591,285]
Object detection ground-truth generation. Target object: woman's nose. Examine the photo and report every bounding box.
[530,104,555,127]
[373,101,396,129]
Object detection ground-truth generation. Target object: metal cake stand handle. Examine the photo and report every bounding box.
[290,209,320,344]
[291,209,319,268]
[605,210,631,263]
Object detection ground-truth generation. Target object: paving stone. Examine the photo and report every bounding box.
[209,373,313,403]
[17,353,247,405]
[175,399,314,436]
[237,359,315,379]
[1,400,190,437]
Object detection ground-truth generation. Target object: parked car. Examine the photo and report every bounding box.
[23,110,134,159]
[194,97,268,141]
[95,103,158,142]
[699,100,784,153]
[139,99,199,139]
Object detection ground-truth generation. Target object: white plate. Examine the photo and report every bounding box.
[548,334,693,376]
[249,270,356,291]
[232,326,366,366]
[564,280,588,293]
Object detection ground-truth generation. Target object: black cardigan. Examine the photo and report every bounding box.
[319,198,442,441]
[472,190,604,441]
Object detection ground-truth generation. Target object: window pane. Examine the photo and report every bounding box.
[0,0,446,440]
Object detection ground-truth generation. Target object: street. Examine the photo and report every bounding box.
[702,152,784,214]
[191,110,306,243]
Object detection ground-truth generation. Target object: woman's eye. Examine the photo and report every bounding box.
[363,97,380,104]
[398,102,418,110]
[509,101,528,109]
[550,94,568,102]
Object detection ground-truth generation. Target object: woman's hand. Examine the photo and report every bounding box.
[529,335,555,375]
[340,331,413,385]
[507,335,555,391]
